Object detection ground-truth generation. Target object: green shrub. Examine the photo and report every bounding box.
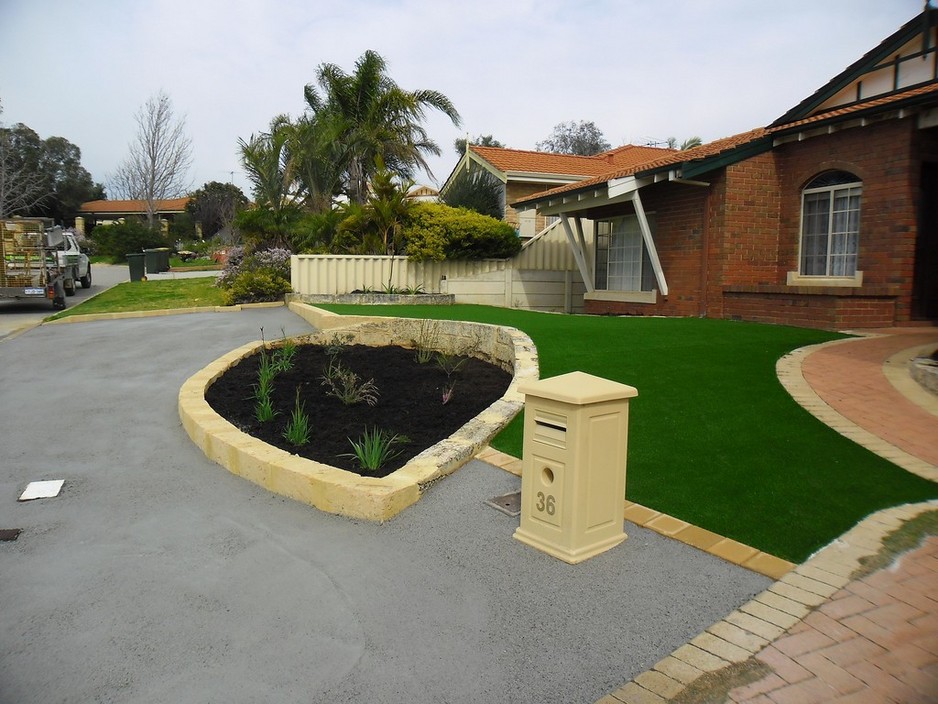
[221,269,291,305]
[404,202,520,261]
[89,220,168,261]
[441,166,504,220]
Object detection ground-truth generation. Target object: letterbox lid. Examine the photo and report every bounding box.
[519,371,638,404]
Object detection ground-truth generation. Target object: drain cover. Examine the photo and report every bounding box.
[485,490,522,517]
[0,529,22,542]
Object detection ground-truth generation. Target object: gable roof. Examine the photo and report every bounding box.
[772,8,937,126]
[514,9,938,213]
[440,143,673,194]
[513,128,770,204]
[469,144,672,178]
[79,198,191,214]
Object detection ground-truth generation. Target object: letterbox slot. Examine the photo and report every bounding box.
[533,411,567,448]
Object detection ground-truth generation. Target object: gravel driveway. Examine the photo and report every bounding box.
[0,309,770,704]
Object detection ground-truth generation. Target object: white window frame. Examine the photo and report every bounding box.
[789,175,863,287]
[591,214,658,303]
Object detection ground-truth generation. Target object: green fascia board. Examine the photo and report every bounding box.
[639,137,773,181]
[771,9,935,126]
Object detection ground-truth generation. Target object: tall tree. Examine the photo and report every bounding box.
[238,117,302,240]
[0,101,101,222]
[453,134,505,155]
[186,181,248,238]
[303,50,461,204]
[36,136,102,224]
[284,112,345,213]
[0,119,48,217]
[536,120,611,156]
[110,90,193,227]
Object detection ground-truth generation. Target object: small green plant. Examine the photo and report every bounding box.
[324,331,353,358]
[320,361,380,406]
[401,284,425,295]
[256,350,278,396]
[254,393,278,422]
[435,351,467,378]
[413,319,440,364]
[271,329,297,373]
[282,389,311,446]
[341,427,411,473]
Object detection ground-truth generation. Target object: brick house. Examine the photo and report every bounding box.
[514,9,938,330]
[76,198,191,234]
[441,144,670,238]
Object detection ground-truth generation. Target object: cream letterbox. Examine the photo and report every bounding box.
[514,371,638,564]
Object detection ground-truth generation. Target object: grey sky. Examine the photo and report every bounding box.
[0,0,924,199]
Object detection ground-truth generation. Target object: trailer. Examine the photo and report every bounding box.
[0,219,83,310]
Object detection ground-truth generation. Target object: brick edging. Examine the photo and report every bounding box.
[598,500,938,703]
[775,338,938,483]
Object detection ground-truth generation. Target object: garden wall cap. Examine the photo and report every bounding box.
[519,371,638,405]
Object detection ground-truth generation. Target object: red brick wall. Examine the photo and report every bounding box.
[774,117,921,324]
[723,291,897,329]
[584,116,930,329]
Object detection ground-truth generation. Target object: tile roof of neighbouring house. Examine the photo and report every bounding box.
[511,128,769,204]
[79,197,191,214]
[470,143,674,177]
[513,78,938,209]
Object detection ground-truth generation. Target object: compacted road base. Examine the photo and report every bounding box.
[0,310,769,704]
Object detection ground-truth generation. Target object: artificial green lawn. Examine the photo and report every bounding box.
[321,304,938,562]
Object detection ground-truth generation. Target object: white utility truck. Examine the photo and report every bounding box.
[0,219,91,309]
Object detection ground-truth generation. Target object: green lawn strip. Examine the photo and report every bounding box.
[48,278,226,320]
[319,304,938,562]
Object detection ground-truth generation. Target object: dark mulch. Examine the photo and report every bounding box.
[205,344,512,478]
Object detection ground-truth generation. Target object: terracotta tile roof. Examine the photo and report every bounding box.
[767,81,938,133]
[470,144,672,178]
[514,80,938,208]
[514,128,768,203]
[79,197,191,214]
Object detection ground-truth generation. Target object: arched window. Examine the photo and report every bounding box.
[800,170,861,277]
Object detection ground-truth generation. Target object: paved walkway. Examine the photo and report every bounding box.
[603,327,938,704]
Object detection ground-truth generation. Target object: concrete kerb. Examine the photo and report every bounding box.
[179,301,539,521]
[44,300,285,325]
[601,500,938,704]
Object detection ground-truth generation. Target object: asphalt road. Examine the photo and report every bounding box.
[0,263,130,339]
[0,308,771,704]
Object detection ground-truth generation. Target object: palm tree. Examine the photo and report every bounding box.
[284,113,345,214]
[303,50,461,205]
[238,116,301,239]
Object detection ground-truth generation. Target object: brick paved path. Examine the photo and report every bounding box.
[802,329,938,466]
[729,536,938,703]
[601,329,938,704]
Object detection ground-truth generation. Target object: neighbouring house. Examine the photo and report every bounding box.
[441,144,671,237]
[76,198,191,235]
[513,8,938,330]
[406,184,440,202]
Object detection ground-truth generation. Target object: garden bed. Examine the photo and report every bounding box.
[205,343,512,476]
[179,313,538,521]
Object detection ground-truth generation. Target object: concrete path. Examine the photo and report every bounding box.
[604,327,938,704]
[0,309,771,704]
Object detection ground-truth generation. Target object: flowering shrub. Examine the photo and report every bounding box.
[216,246,292,304]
